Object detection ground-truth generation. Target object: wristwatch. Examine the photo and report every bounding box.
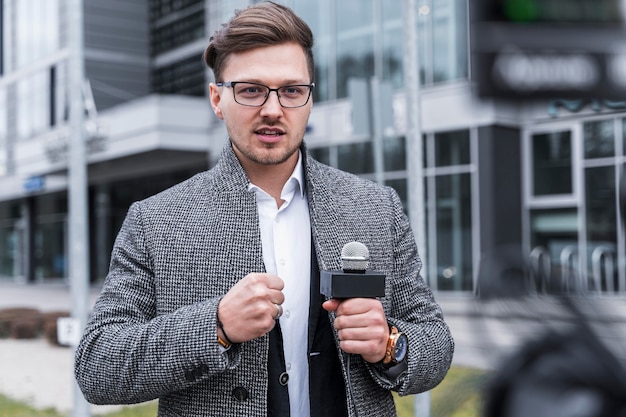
[382,326,408,367]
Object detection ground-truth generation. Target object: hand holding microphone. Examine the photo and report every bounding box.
[218,272,285,343]
[322,242,389,364]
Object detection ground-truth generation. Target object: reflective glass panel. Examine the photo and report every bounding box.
[0,202,21,279]
[336,0,375,98]
[435,173,473,291]
[532,131,572,196]
[585,166,617,292]
[584,119,615,159]
[382,5,403,88]
[0,88,6,176]
[434,130,470,167]
[383,136,406,171]
[16,71,50,140]
[337,142,374,174]
[431,0,468,83]
[310,146,331,166]
[294,0,331,102]
[35,216,66,279]
[15,0,60,69]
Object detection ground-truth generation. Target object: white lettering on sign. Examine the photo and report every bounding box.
[493,49,600,92]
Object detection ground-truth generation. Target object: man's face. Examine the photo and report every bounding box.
[209,42,313,171]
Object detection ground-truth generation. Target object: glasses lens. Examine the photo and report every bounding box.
[277,85,311,108]
[231,83,311,107]
[233,83,269,106]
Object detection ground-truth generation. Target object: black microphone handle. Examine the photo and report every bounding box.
[320,270,386,299]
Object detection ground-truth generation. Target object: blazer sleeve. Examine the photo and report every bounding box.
[367,188,454,396]
[74,202,241,405]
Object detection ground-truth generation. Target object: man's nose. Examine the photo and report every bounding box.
[260,90,284,113]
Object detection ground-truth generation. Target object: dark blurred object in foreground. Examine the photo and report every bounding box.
[477,240,626,416]
[483,298,626,417]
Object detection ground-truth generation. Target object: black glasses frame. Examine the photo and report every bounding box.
[216,81,315,108]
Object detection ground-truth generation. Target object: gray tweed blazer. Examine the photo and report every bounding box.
[75,143,454,417]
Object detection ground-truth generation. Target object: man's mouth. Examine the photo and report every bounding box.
[256,129,284,136]
[255,128,285,143]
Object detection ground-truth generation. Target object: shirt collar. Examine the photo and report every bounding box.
[247,150,306,199]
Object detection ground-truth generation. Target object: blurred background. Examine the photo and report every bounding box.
[1,0,626,416]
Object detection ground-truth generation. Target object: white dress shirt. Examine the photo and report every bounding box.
[249,151,311,417]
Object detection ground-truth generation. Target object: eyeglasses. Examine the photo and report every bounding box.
[216,81,315,108]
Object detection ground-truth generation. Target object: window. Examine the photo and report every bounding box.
[0,0,4,75]
[0,202,21,279]
[431,0,468,83]
[382,5,403,88]
[16,71,50,140]
[417,0,469,85]
[532,131,573,196]
[434,130,470,167]
[149,0,204,21]
[0,88,6,176]
[585,166,617,292]
[152,55,204,96]
[294,0,332,102]
[335,0,375,99]
[584,119,615,159]
[14,0,60,70]
[383,136,406,171]
[151,9,204,55]
[310,147,330,166]
[424,128,474,291]
[434,173,473,291]
[337,141,374,174]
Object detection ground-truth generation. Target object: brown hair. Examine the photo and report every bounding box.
[203,1,314,82]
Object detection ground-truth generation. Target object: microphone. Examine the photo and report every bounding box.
[320,241,386,298]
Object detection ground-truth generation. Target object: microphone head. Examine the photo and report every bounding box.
[341,241,369,272]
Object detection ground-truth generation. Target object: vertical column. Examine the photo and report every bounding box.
[67,0,91,415]
[403,0,430,416]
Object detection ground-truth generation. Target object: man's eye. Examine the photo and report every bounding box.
[282,87,304,95]
[243,87,262,94]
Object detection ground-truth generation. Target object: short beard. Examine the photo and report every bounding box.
[230,139,301,166]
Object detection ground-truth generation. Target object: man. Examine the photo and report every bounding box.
[74,2,454,416]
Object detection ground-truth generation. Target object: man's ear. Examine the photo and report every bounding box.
[209,83,224,120]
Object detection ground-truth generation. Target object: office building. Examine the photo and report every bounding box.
[1,0,624,301]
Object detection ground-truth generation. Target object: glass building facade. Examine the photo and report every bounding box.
[0,0,625,300]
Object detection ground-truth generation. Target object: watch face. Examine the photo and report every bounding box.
[394,334,408,362]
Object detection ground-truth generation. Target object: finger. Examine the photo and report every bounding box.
[254,273,285,291]
[272,303,283,319]
[335,298,381,316]
[322,298,341,312]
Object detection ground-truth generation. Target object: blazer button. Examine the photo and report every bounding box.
[232,386,249,402]
[279,372,289,386]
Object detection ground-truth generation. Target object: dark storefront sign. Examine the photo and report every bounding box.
[471,0,626,100]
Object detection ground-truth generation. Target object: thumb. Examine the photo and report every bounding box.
[322,298,341,312]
